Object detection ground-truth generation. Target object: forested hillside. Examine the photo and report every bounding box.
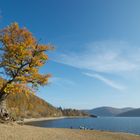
[6,92,63,119]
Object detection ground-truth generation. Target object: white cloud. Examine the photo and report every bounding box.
[49,77,75,87]
[53,41,140,74]
[83,72,126,91]
[52,40,140,91]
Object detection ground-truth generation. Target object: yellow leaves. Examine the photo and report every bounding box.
[3,34,9,43]
[36,74,51,85]
[38,45,50,51]
[4,84,14,94]
[0,23,53,96]
[0,78,33,95]
[10,22,19,31]
[41,53,48,60]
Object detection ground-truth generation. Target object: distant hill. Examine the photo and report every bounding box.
[84,107,134,117]
[117,108,140,117]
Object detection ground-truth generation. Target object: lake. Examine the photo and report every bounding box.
[26,117,140,135]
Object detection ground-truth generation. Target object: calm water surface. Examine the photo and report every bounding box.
[26,117,140,134]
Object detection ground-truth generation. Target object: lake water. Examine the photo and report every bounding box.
[26,117,140,134]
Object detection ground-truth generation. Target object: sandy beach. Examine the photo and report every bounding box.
[23,116,90,123]
[23,116,66,123]
[0,123,139,140]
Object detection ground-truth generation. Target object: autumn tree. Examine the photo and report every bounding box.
[0,23,52,121]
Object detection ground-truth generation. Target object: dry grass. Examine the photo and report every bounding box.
[0,123,140,140]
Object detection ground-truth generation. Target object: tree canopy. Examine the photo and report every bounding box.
[0,23,52,96]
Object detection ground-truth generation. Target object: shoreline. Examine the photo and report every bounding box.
[23,116,140,136]
[23,116,89,123]
[24,116,66,123]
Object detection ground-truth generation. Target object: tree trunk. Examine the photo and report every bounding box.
[0,93,10,121]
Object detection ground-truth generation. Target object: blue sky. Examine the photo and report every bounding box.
[1,0,140,109]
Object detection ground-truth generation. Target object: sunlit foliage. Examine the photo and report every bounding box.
[0,23,52,96]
